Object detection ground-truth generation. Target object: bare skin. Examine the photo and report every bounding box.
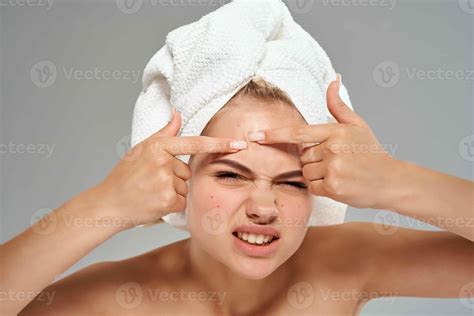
[2,76,472,315]
[16,222,473,315]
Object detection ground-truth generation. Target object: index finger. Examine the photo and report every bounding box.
[154,136,246,156]
[249,123,339,145]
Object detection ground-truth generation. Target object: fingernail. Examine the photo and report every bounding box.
[336,73,342,92]
[248,131,265,141]
[230,140,247,150]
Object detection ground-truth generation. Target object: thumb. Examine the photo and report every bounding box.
[152,106,182,138]
[327,74,367,128]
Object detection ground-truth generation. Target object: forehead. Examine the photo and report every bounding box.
[203,97,306,138]
[190,97,308,169]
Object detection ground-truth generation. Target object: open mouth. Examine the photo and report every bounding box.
[232,231,280,246]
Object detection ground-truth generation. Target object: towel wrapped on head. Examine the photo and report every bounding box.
[131,0,354,231]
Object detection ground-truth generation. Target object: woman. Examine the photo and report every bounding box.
[2,74,472,315]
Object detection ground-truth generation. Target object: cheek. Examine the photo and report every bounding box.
[187,178,245,232]
[191,179,242,211]
[276,194,312,231]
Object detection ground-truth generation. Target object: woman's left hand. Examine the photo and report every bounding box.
[247,74,403,209]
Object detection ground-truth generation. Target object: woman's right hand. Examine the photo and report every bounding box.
[87,109,247,228]
[2,108,249,316]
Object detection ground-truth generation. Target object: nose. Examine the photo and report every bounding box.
[245,190,279,225]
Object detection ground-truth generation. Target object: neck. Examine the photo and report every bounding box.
[185,238,293,314]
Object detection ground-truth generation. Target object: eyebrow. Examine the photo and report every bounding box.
[209,159,303,181]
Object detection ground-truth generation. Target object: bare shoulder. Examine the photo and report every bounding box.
[19,238,191,315]
[295,222,383,296]
[302,221,473,301]
[302,221,379,264]
[302,220,405,278]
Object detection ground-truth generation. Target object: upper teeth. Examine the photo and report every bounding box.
[236,232,275,245]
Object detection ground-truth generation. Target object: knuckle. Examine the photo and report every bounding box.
[154,153,171,166]
[326,142,340,154]
[320,143,331,155]
[335,127,348,138]
[292,127,307,142]
[302,164,311,179]
[161,190,177,206]
[327,157,344,176]
[176,197,187,212]
[324,176,342,195]
[147,140,162,154]
[177,179,188,195]
[150,154,168,166]
[177,163,193,180]
[186,168,193,180]
[308,181,318,194]
[158,162,173,178]
[183,185,189,195]
[157,169,174,185]
[301,148,315,162]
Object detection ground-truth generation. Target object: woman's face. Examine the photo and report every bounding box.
[186,95,313,279]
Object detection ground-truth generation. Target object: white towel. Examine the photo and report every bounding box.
[130,0,354,231]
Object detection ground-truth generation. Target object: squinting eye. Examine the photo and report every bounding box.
[214,171,307,191]
[281,182,308,191]
[214,171,243,182]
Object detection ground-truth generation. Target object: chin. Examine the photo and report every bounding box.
[228,257,280,280]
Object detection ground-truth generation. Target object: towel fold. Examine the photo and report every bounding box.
[131,0,354,231]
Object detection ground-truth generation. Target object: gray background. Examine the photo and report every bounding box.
[1,0,473,315]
